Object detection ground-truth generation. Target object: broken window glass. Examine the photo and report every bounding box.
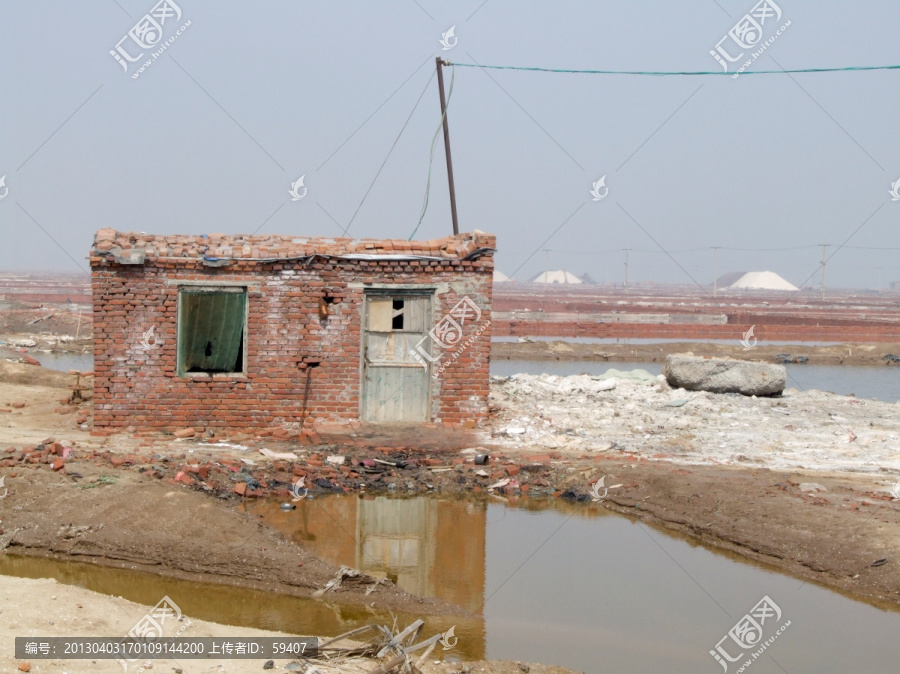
[178,288,246,375]
[392,298,405,330]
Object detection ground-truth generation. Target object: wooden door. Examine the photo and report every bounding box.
[362,294,430,422]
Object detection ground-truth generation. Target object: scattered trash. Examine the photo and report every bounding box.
[488,478,510,491]
[474,454,490,465]
[665,398,692,407]
[206,442,251,451]
[799,483,827,493]
[280,502,296,511]
[258,448,297,461]
[871,558,888,567]
[326,455,345,466]
[313,565,363,597]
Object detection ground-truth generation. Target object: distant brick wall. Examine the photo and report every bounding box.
[494,320,899,341]
[89,231,495,431]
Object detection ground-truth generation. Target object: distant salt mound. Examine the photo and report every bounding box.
[728,271,798,292]
[531,270,582,284]
[494,270,511,283]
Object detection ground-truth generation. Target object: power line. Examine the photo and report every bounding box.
[536,244,900,255]
[447,61,900,77]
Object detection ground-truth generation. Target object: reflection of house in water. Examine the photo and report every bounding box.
[355,497,485,614]
[250,494,487,659]
[256,495,485,615]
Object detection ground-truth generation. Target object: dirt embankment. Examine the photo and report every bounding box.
[0,463,455,617]
[0,303,92,354]
[492,339,900,366]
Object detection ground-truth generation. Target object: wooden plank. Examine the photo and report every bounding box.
[363,365,426,422]
[368,299,393,331]
[403,297,427,333]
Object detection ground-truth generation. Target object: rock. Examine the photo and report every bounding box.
[51,458,65,471]
[173,428,196,438]
[664,354,785,396]
[234,482,247,495]
[17,662,31,672]
[263,661,274,670]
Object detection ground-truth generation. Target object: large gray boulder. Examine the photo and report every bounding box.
[664,354,785,396]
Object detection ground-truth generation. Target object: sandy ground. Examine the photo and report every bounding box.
[493,339,900,366]
[1,577,575,674]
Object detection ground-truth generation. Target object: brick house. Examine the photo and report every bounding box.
[89,229,495,431]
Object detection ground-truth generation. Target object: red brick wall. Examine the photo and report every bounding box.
[90,249,493,431]
[494,319,899,341]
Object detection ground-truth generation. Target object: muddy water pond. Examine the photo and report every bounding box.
[243,495,900,673]
[5,496,897,672]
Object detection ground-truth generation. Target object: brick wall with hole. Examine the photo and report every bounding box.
[89,230,495,432]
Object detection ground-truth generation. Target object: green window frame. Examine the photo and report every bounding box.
[176,287,247,376]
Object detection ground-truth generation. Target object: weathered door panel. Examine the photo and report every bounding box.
[362,294,430,422]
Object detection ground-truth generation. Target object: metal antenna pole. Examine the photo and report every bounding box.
[712,246,719,297]
[820,244,828,300]
[624,249,630,291]
[436,58,459,236]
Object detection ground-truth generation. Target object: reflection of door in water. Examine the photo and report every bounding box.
[356,497,435,596]
[362,294,430,422]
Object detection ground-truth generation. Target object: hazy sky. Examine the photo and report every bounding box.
[2,0,899,289]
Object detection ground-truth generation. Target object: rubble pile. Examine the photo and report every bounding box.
[487,372,900,473]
